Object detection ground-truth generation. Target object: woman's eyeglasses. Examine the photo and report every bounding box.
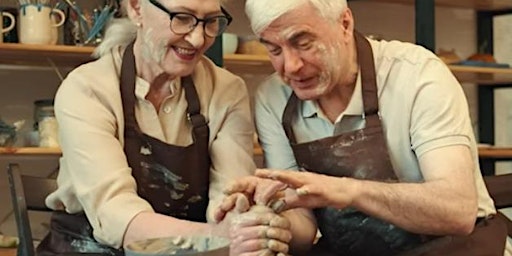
[148,0,232,38]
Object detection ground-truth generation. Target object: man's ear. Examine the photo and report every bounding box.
[338,8,354,39]
[126,0,143,25]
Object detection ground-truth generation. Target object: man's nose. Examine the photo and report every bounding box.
[283,49,304,74]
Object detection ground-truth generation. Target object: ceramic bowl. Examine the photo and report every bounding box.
[222,33,238,54]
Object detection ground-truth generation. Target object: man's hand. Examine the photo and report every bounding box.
[255,169,356,211]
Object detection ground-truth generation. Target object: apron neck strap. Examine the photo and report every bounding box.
[120,42,208,139]
[354,31,379,117]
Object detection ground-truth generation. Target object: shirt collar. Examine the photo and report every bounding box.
[134,77,179,100]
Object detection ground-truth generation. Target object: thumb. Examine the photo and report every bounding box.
[234,193,250,213]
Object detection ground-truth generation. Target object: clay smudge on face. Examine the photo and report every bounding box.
[277,25,337,97]
[140,27,168,64]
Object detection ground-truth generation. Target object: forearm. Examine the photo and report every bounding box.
[347,178,477,235]
[281,208,317,253]
[123,211,214,246]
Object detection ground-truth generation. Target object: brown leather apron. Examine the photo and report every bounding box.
[36,42,211,255]
[284,33,507,256]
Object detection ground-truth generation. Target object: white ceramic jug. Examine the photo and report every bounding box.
[18,4,65,45]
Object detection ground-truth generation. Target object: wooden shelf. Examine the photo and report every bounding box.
[225,53,512,85]
[478,147,512,160]
[0,43,95,67]
[2,146,510,160]
[0,147,62,155]
[358,0,512,11]
[2,44,511,84]
[223,54,276,74]
[448,65,512,85]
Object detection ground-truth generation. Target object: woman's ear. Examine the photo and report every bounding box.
[126,0,143,25]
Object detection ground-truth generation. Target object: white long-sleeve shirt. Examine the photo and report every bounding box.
[46,46,256,247]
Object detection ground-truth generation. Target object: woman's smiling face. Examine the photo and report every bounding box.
[138,0,223,77]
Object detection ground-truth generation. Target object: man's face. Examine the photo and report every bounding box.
[138,0,221,77]
[259,3,354,100]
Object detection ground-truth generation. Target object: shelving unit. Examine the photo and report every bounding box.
[1,43,512,161]
[3,145,509,159]
[360,0,512,11]
[2,43,512,82]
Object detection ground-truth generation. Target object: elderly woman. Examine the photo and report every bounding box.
[37,0,291,255]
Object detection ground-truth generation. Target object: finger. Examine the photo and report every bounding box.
[230,238,271,253]
[231,225,291,244]
[234,193,251,213]
[233,238,289,255]
[269,215,291,229]
[224,176,258,195]
[214,194,239,222]
[267,239,290,254]
[254,180,288,206]
[232,211,276,228]
[265,227,292,243]
[235,249,274,256]
[268,199,287,213]
[271,188,305,211]
[231,225,268,242]
[255,169,306,189]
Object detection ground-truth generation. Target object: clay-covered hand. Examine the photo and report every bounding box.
[212,193,252,237]
[229,205,292,256]
[255,169,355,211]
[214,175,288,222]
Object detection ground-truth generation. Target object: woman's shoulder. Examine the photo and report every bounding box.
[56,51,122,110]
[59,52,121,96]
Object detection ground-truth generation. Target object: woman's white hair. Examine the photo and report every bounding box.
[93,0,230,58]
[245,0,347,35]
[93,0,136,58]
[92,18,137,58]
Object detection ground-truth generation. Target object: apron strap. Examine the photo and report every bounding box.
[282,93,299,144]
[354,32,379,118]
[120,41,140,135]
[120,42,208,142]
[182,76,209,142]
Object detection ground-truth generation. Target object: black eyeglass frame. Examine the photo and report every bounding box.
[147,0,233,37]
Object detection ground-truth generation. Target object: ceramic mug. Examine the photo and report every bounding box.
[18,4,65,45]
[1,11,15,43]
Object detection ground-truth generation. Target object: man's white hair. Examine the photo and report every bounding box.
[245,0,347,35]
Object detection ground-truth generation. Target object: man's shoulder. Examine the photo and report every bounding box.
[371,39,439,66]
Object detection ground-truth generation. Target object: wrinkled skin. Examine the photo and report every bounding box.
[214,193,292,256]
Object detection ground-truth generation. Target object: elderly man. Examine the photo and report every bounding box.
[215,0,512,255]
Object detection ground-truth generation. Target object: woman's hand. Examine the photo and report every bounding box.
[214,175,288,222]
[213,193,292,255]
[229,205,292,256]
